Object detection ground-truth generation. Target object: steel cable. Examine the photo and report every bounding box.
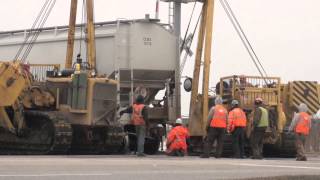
[219,0,268,83]
[180,1,197,53]
[180,9,202,75]
[223,0,269,78]
[21,0,56,63]
[13,0,51,61]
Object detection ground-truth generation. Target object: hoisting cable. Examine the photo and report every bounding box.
[13,0,51,61]
[218,0,269,84]
[180,1,197,53]
[223,0,269,78]
[180,9,202,75]
[21,0,56,63]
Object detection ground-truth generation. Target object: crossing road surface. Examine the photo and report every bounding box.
[0,155,319,180]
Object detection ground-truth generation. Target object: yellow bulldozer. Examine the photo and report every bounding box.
[188,74,320,157]
[0,0,126,154]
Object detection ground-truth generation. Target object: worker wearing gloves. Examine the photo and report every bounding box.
[120,95,148,157]
[201,96,228,158]
[289,103,311,161]
[166,118,189,157]
[228,100,247,158]
[250,97,269,159]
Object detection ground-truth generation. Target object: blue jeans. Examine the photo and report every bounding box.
[136,125,146,154]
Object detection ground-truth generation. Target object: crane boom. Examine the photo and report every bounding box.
[86,0,97,72]
[65,0,78,69]
[189,0,215,136]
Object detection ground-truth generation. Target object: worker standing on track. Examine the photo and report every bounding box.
[289,103,311,161]
[120,95,148,157]
[228,100,247,158]
[166,118,190,157]
[201,96,228,158]
[250,97,269,159]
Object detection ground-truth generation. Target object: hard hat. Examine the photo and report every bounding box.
[239,75,246,81]
[255,97,263,103]
[215,96,223,105]
[298,103,308,113]
[314,109,320,119]
[175,118,183,124]
[231,100,239,106]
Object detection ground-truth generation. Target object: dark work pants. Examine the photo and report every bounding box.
[203,127,226,158]
[232,127,245,158]
[135,125,146,155]
[250,127,266,159]
[295,133,307,160]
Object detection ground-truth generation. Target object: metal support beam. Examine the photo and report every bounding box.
[86,0,97,72]
[65,0,78,69]
[188,0,215,136]
[174,2,181,118]
[188,2,207,136]
[202,0,215,133]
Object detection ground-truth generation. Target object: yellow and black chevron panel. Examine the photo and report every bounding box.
[290,81,320,114]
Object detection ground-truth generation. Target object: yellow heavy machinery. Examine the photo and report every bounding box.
[215,75,320,156]
[186,0,320,156]
[0,0,126,154]
[189,74,320,156]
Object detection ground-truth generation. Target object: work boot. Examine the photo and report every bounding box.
[250,156,262,160]
[296,156,307,161]
[176,150,184,157]
[200,154,210,158]
[137,153,146,157]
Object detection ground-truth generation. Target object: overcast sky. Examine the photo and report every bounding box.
[1,0,319,115]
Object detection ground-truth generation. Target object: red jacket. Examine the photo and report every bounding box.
[166,126,189,153]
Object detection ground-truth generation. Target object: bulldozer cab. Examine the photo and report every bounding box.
[45,72,118,126]
[217,75,286,134]
[217,75,281,110]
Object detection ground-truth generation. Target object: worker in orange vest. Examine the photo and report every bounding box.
[289,103,311,161]
[201,96,228,158]
[166,118,190,157]
[228,100,247,158]
[120,95,148,157]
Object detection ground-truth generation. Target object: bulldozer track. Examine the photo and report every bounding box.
[0,111,72,155]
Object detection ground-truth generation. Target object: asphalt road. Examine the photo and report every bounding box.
[0,155,319,180]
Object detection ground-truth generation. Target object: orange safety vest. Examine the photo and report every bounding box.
[131,104,145,125]
[295,112,311,135]
[228,108,247,132]
[166,126,189,153]
[210,105,228,128]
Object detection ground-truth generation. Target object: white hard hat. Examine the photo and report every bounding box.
[231,100,239,106]
[298,103,308,112]
[314,109,320,119]
[215,96,223,105]
[175,118,183,124]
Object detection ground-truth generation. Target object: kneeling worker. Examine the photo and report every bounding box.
[289,103,311,161]
[166,118,189,156]
[228,100,247,158]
